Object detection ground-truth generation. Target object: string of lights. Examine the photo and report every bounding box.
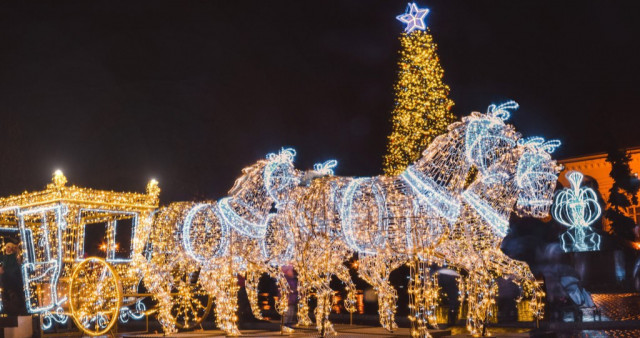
[0,170,158,336]
[553,171,602,252]
[0,115,559,338]
[0,3,565,338]
[383,2,455,176]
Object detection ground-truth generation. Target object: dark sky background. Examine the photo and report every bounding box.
[0,0,638,203]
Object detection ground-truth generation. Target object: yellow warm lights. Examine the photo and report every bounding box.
[383,29,455,176]
[0,171,158,336]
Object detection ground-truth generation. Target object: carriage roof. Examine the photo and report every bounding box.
[0,170,159,214]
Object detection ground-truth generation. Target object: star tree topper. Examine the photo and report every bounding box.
[396,3,429,33]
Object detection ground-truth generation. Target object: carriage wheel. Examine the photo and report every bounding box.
[69,257,122,336]
[171,270,213,329]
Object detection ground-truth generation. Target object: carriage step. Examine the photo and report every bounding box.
[2,316,32,338]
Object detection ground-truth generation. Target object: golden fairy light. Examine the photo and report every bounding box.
[383,4,455,176]
[0,170,158,336]
[0,116,558,338]
[0,5,562,338]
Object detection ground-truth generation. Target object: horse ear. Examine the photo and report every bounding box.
[487,100,519,121]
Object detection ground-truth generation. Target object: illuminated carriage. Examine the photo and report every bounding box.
[0,170,210,336]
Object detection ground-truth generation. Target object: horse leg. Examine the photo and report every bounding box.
[379,278,399,331]
[245,265,264,320]
[149,272,178,334]
[464,265,497,337]
[370,275,399,332]
[314,277,336,336]
[296,280,313,326]
[357,260,398,331]
[408,258,440,338]
[463,271,482,336]
[486,249,545,323]
[334,263,357,314]
[292,261,314,327]
[142,260,177,334]
[265,266,291,318]
[201,265,241,336]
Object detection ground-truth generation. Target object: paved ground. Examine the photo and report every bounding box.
[119,325,449,337]
[119,326,640,338]
[44,293,640,337]
[554,330,640,338]
[591,293,640,321]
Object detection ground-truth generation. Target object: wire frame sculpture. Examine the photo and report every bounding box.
[456,137,560,336]
[271,102,528,335]
[0,171,159,336]
[138,102,561,338]
[142,148,302,335]
[131,102,560,337]
[553,171,602,252]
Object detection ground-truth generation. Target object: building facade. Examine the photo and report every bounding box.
[558,147,640,235]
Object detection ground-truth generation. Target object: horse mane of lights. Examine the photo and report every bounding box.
[552,171,602,252]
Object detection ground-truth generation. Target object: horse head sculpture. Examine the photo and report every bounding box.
[402,101,521,226]
[515,137,562,218]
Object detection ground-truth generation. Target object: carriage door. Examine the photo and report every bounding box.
[77,209,138,263]
[18,206,65,313]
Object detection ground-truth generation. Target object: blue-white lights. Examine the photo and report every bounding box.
[218,197,269,239]
[17,205,66,313]
[183,203,230,262]
[119,301,146,323]
[553,171,602,252]
[396,3,429,33]
[515,138,561,218]
[263,147,300,205]
[340,178,388,255]
[313,159,338,176]
[42,307,69,329]
[0,106,561,336]
[465,109,518,172]
[486,101,519,121]
[462,189,509,238]
[401,166,460,224]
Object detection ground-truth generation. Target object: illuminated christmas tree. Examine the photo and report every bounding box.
[383,2,455,176]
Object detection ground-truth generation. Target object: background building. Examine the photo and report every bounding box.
[559,147,640,238]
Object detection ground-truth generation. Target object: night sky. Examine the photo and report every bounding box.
[0,1,638,203]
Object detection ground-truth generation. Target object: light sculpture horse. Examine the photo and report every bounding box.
[282,102,521,335]
[350,134,559,337]
[351,102,522,333]
[294,103,557,338]
[143,148,302,335]
[258,159,361,334]
[454,137,561,336]
[178,149,346,336]
[369,138,559,338]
